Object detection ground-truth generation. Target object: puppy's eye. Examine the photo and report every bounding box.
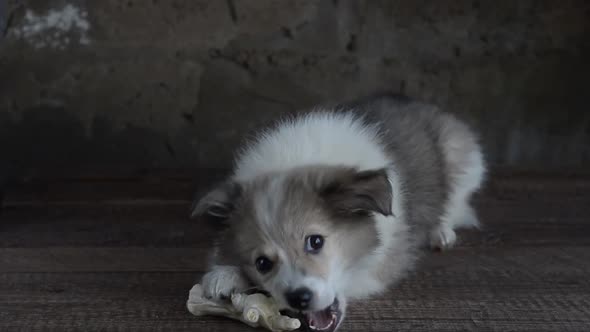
[305,235,324,253]
[255,256,274,274]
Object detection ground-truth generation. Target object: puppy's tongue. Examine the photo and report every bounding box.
[306,308,335,330]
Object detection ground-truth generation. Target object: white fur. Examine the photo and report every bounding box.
[262,251,336,311]
[299,275,336,311]
[201,265,249,300]
[233,111,391,182]
[254,176,286,229]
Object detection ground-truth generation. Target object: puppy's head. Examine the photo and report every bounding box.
[192,166,393,332]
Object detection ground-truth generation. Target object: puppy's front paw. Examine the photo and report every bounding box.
[201,265,249,301]
[429,224,457,251]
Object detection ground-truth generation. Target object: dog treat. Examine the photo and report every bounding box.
[187,284,301,332]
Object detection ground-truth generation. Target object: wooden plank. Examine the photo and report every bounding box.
[1,257,589,300]
[2,246,590,274]
[2,170,228,204]
[476,201,590,221]
[2,201,589,248]
[1,173,589,331]
[5,200,585,227]
[4,172,590,205]
[2,173,590,249]
[1,250,589,332]
[3,180,195,204]
[2,214,590,248]
[0,204,211,247]
[0,248,208,272]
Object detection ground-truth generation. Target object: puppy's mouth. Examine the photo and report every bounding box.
[282,298,342,332]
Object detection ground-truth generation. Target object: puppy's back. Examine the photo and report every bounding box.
[341,94,479,244]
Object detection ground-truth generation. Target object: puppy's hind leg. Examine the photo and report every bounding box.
[430,148,484,250]
[430,114,485,250]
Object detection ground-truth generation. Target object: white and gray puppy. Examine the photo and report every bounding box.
[191,94,485,332]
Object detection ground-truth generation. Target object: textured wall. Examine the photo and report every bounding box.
[1,0,589,177]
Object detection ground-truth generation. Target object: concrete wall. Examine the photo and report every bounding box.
[1,0,589,177]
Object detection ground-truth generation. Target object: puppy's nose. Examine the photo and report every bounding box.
[285,287,313,310]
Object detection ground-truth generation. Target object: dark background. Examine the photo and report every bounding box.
[1,2,590,331]
[1,0,589,180]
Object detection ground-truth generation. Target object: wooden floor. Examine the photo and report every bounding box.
[1,170,590,331]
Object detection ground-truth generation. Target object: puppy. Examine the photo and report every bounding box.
[191,93,485,331]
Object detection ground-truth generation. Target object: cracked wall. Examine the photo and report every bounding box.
[1,0,589,177]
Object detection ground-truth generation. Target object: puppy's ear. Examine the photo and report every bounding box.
[320,168,393,217]
[190,181,242,221]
